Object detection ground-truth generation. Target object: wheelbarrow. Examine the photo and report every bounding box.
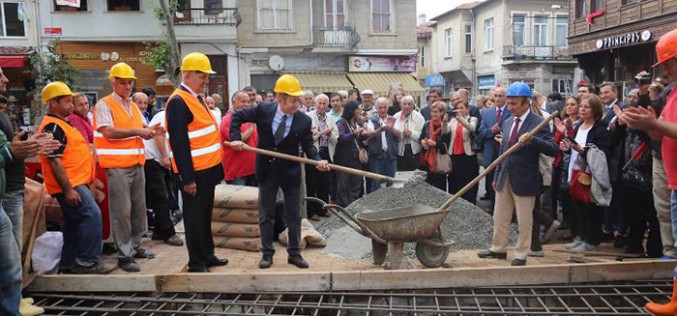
[306,197,454,269]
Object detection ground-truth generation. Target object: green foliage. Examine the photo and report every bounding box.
[28,40,77,90]
[142,41,171,72]
[152,0,182,21]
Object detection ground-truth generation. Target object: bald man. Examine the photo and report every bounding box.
[132,92,150,124]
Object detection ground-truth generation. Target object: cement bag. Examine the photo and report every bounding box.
[213,184,259,209]
[31,231,63,275]
[278,219,327,249]
[213,236,261,252]
[211,222,260,237]
[211,208,259,224]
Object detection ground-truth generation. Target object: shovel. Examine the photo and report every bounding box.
[222,141,406,187]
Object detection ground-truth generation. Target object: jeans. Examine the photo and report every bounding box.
[55,185,103,267]
[3,190,23,251]
[0,207,21,316]
[368,155,397,193]
[671,190,677,277]
[228,175,256,186]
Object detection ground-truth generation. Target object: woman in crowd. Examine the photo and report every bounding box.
[306,94,338,220]
[447,101,479,202]
[419,101,451,191]
[485,97,496,109]
[553,96,581,242]
[334,101,366,206]
[560,94,610,252]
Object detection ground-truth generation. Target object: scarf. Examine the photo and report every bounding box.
[423,119,442,170]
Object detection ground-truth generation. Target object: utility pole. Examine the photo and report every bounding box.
[158,0,181,85]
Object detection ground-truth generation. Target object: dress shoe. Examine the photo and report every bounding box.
[259,255,273,269]
[164,235,184,246]
[187,266,210,273]
[477,250,507,259]
[72,261,117,274]
[613,235,627,248]
[134,247,156,259]
[511,258,527,266]
[118,258,141,272]
[527,250,545,257]
[206,256,229,267]
[287,255,309,269]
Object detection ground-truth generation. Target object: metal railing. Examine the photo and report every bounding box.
[503,45,574,60]
[173,8,241,27]
[313,28,360,48]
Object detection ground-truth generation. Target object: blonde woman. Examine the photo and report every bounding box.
[447,101,479,202]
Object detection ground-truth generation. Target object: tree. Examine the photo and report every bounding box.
[143,0,181,85]
[26,40,77,122]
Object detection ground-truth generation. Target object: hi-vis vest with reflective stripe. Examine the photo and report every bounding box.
[38,116,95,195]
[166,89,222,173]
[93,95,146,168]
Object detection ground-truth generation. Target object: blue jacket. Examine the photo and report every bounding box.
[367,115,399,159]
[494,112,558,196]
[479,105,511,167]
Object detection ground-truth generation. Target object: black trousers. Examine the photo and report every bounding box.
[531,192,555,251]
[181,182,216,270]
[144,160,176,238]
[448,154,479,203]
[306,147,331,217]
[259,175,302,257]
[397,144,420,171]
[574,199,603,246]
[621,183,662,256]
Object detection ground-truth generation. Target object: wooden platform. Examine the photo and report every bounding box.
[27,237,677,293]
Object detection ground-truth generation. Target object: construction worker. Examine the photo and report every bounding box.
[39,82,117,278]
[93,63,161,272]
[230,74,330,270]
[166,52,227,273]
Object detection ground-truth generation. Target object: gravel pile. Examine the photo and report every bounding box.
[316,176,517,260]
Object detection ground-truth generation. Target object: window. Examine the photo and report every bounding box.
[484,18,494,51]
[512,14,525,46]
[534,15,548,46]
[552,79,574,94]
[372,0,392,32]
[258,0,292,30]
[107,0,139,11]
[591,0,604,12]
[420,46,426,67]
[621,0,637,4]
[205,0,223,15]
[0,2,26,37]
[325,0,346,30]
[556,16,568,46]
[54,0,88,11]
[575,0,586,18]
[444,28,452,57]
[464,23,472,54]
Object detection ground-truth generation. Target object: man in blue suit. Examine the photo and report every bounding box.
[230,75,330,269]
[478,87,510,208]
[477,82,558,266]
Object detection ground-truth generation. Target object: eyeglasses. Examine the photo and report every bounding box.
[580,105,591,109]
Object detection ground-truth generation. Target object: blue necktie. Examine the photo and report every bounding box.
[274,115,287,145]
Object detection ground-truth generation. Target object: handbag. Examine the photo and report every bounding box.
[470,131,484,153]
[621,163,651,191]
[432,143,452,174]
[569,169,592,204]
[348,123,369,164]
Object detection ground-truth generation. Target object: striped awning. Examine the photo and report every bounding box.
[346,72,425,101]
[286,72,354,94]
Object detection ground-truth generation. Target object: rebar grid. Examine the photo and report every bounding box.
[29,279,672,315]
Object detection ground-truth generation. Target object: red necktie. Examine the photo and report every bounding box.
[508,118,521,146]
[496,108,502,124]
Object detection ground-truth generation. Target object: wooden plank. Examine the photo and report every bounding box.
[158,272,332,292]
[27,275,156,292]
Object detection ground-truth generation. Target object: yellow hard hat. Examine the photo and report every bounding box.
[274,74,304,97]
[108,62,137,79]
[181,52,216,74]
[42,81,73,104]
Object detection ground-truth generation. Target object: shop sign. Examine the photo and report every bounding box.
[348,56,416,72]
[505,68,543,79]
[596,30,651,50]
[43,27,62,37]
[478,75,495,90]
[55,0,80,7]
[424,73,445,87]
[62,51,150,63]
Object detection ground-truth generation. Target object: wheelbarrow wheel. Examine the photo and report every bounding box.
[415,231,449,268]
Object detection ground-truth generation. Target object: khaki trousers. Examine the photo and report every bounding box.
[653,157,675,257]
[490,175,536,260]
[107,166,147,259]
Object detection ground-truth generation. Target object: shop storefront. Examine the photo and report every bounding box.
[347,55,425,104]
[477,75,495,95]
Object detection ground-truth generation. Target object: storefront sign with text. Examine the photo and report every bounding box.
[348,56,416,72]
[596,30,651,50]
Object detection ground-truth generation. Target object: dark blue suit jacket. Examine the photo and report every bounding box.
[494,112,558,196]
[479,106,511,167]
[230,102,320,186]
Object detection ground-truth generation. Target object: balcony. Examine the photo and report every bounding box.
[173,8,241,27]
[313,28,360,49]
[503,45,574,61]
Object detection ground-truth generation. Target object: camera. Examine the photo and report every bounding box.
[634,72,652,85]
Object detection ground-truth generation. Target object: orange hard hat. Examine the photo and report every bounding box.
[653,28,677,68]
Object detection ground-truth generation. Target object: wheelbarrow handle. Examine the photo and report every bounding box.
[304,197,387,244]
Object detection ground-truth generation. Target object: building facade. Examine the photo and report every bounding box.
[568,0,677,95]
[237,0,423,102]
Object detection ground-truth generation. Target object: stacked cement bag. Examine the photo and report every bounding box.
[212,184,262,252]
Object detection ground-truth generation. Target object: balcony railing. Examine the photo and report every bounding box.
[503,45,574,61]
[313,28,360,48]
[174,8,241,27]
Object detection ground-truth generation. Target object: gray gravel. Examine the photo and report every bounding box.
[316,175,517,260]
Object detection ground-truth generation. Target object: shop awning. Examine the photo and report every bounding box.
[0,55,27,68]
[346,72,425,100]
[287,72,353,94]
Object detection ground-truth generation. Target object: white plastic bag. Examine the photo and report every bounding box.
[32,231,63,275]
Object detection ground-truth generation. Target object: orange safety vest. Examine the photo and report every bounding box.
[93,95,146,168]
[38,115,96,195]
[166,89,222,173]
